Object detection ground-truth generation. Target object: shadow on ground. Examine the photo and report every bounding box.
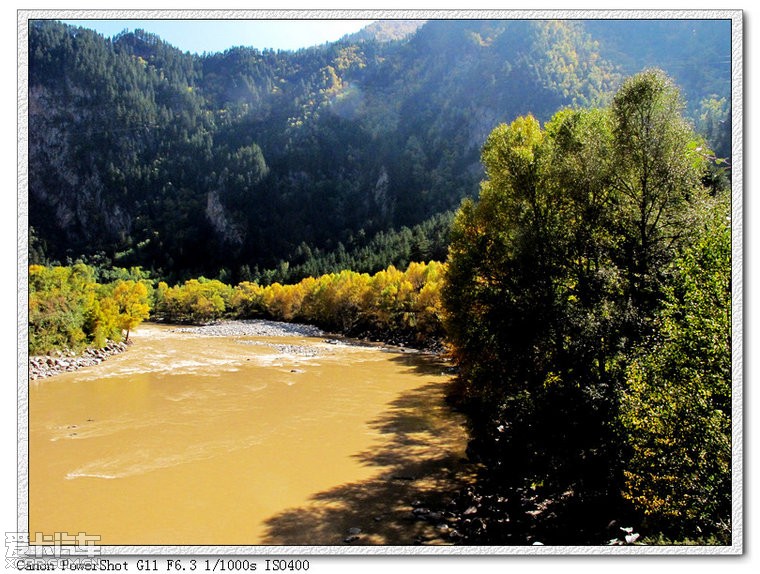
[260,353,475,546]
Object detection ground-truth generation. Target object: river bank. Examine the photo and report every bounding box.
[27,320,330,381]
[29,339,130,380]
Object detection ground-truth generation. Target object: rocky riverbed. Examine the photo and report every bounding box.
[172,319,445,354]
[171,319,324,338]
[29,340,130,381]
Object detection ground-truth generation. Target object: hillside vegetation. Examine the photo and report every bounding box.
[28,19,731,282]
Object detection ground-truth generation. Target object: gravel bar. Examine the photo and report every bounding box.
[171,319,324,338]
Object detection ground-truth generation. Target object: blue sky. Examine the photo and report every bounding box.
[61,19,375,54]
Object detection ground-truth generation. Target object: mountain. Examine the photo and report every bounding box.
[584,19,731,107]
[26,18,732,282]
[342,19,426,43]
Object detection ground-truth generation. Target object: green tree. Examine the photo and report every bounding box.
[441,70,726,542]
[28,264,97,354]
[696,95,731,162]
[619,195,731,541]
[156,278,232,324]
[611,69,709,319]
[28,264,155,353]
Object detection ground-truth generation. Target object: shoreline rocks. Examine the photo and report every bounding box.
[347,327,446,354]
[29,340,129,381]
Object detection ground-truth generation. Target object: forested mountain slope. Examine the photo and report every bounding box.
[27,18,731,282]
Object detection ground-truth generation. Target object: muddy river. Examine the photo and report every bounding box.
[28,322,471,546]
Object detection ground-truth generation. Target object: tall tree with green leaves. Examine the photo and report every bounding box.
[610,69,709,321]
[442,69,729,542]
[443,107,624,513]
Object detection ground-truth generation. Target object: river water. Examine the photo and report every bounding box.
[28,323,471,546]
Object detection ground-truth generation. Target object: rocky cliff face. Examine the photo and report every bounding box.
[28,83,133,255]
[206,190,244,246]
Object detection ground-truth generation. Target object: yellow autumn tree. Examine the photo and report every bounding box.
[111,280,151,341]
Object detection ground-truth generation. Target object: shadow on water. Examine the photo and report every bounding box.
[384,349,457,377]
[260,356,475,546]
